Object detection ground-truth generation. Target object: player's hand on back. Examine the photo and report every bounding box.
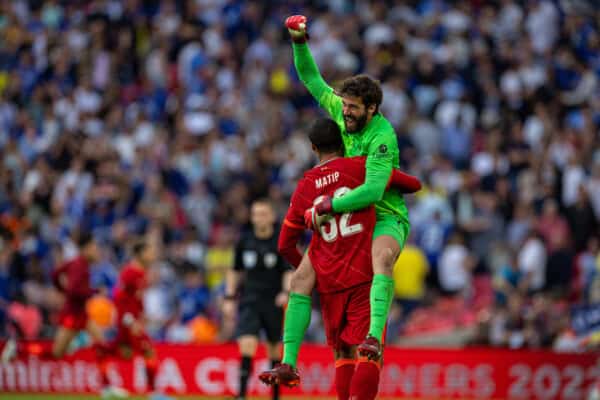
[304,195,333,231]
[285,15,308,43]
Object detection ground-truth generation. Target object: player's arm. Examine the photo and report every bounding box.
[278,178,311,267]
[389,169,422,193]
[286,16,343,118]
[331,133,396,213]
[347,156,421,193]
[51,263,68,291]
[278,223,304,267]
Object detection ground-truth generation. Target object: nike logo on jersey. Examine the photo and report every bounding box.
[315,171,340,189]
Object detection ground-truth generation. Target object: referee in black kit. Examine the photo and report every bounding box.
[223,198,292,400]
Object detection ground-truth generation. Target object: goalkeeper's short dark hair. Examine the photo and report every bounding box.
[339,74,383,112]
[308,118,343,155]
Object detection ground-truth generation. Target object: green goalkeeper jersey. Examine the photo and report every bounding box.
[293,43,409,224]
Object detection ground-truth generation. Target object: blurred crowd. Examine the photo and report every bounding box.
[0,0,599,350]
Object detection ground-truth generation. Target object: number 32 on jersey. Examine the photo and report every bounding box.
[314,186,363,243]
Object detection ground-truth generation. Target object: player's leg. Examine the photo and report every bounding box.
[349,356,381,400]
[8,325,76,361]
[52,326,78,358]
[143,347,159,394]
[333,345,356,400]
[259,260,317,388]
[3,320,78,362]
[96,325,129,399]
[142,344,173,400]
[360,216,408,359]
[345,282,382,400]
[85,319,105,344]
[324,288,356,400]
[1,315,23,363]
[281,253,314,366]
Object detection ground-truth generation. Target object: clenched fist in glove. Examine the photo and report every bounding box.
[304,195,333,231]
[285,15,308,43]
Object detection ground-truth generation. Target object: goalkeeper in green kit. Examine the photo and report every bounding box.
[260,15,410,388]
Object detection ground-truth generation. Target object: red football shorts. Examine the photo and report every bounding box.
[319,281,370,350]
[113,324,153,354]
[57,306,88,331]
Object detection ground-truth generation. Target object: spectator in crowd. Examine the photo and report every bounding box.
[492,253,524,307]
[536,198,570,254]
[438,231,476,297]
[178,264,210,324]
[566,185,598,252]
[415,210,451,289]
[518,231,547,294]
[389,237,429,339]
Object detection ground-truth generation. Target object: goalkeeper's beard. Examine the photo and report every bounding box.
[344,113,367,133]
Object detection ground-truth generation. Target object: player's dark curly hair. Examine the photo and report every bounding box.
[308,118,343,155]
[132,239,149,257]
[339,74,383,112]
[75,230,95,248]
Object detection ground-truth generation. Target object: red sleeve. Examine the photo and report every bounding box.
[349,156,420,193]
[278,178,313,268]
[387,169,422,193]
[285,177,314,228]
[278,224,304,268]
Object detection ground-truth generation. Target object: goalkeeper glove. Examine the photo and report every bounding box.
[285,15,308,43]
[304,195,333,231]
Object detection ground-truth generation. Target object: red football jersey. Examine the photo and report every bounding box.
[52,256,95,309]
[113,262,147,320]
[285,157,375,293]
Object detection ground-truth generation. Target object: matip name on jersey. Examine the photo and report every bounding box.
[315,171,340,189]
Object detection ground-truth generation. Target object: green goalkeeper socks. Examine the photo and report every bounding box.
[368,274,394,341]
[281,292,312,368]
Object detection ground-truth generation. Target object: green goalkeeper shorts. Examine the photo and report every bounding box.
[373,214,410,250]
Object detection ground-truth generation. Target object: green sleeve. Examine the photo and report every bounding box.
[292,43,343,119]
[332,132,395,212]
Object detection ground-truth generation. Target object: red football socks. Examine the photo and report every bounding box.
[335,359,356,400]
[349,357,380,400]
[146,357,158,390]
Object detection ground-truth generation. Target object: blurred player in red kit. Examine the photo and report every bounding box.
[2,231,106,362]
[99,239,173,400]
[260,118,421,400]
